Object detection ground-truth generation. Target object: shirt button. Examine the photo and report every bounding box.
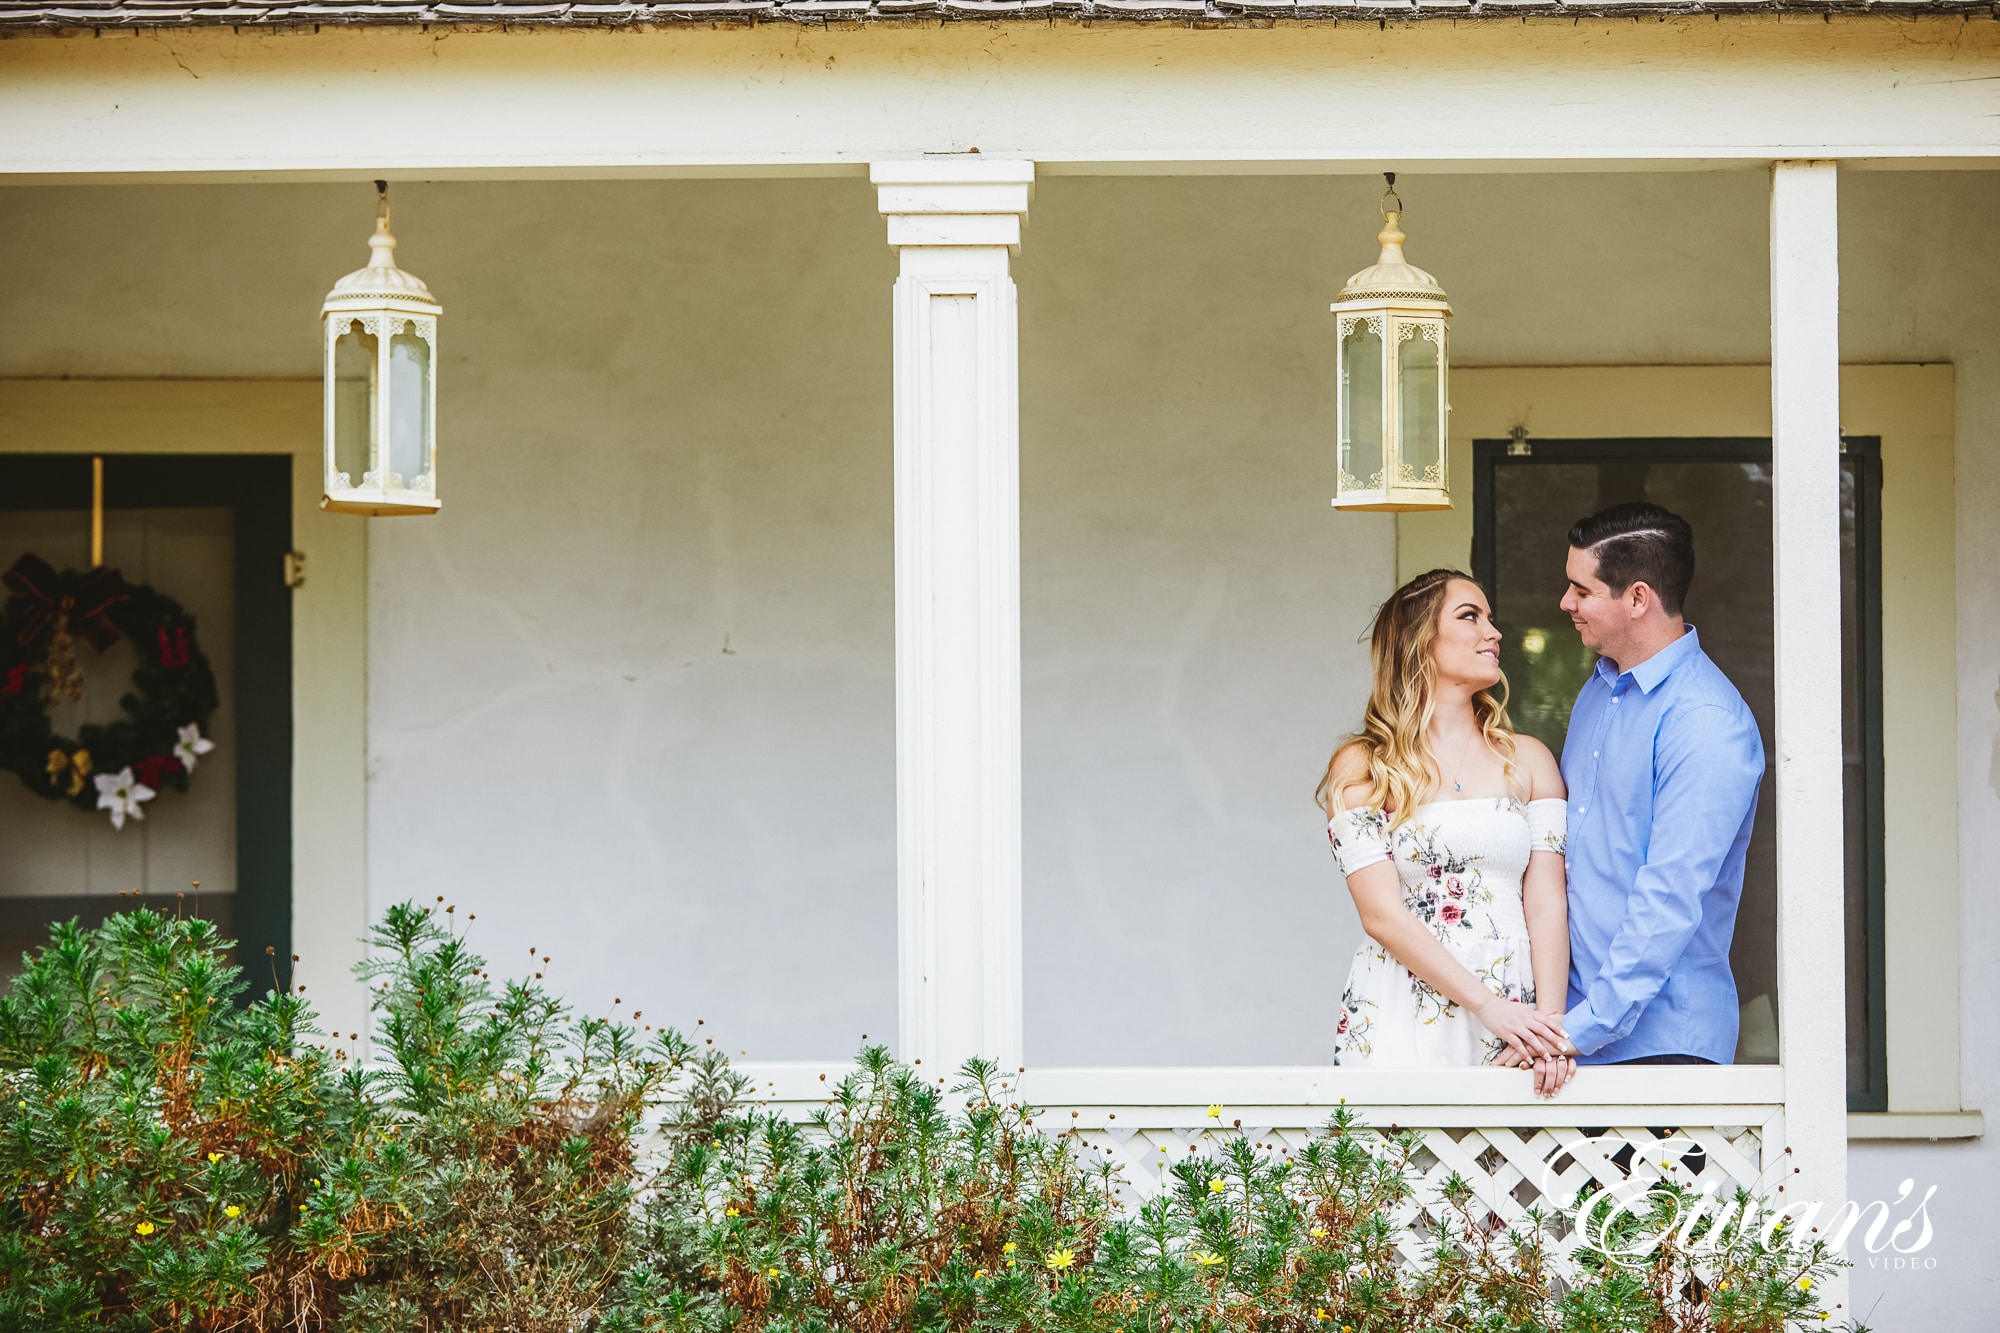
[1578,806,1587,815]
[1592,750,1599,758]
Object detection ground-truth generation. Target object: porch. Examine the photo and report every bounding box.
[3,18,1997,1318]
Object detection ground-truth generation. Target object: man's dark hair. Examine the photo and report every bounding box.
[1567,502,1696,616]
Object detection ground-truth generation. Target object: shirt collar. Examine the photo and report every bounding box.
[1595,625,1701,695]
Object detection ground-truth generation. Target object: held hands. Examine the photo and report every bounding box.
[1500,1051,1577,1096]
[1482,1001,1579,1096]
[1474,997,1570,1062]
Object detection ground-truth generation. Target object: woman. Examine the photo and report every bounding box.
[1320,568,1576,1095]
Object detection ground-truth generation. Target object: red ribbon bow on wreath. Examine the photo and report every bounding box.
[3,554,130,650]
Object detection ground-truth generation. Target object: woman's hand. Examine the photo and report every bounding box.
[1474,997,1570,1063]
[1532,1054,1578,1097]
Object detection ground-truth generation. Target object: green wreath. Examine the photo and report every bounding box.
[0,554,221,829]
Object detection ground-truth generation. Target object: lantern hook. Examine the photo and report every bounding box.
[1375,172,1407,266]
[367,180,398,270]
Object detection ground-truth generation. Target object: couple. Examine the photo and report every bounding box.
[1321,502,1765,1095]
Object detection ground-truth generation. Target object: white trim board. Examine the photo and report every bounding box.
[3,25,1997,183]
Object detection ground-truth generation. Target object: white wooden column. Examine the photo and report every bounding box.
[1770,160,1849,1301]
[872,160,1034,1075]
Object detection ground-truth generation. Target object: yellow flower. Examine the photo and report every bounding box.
[1002,1242,1016,1254]
[1206,1104,1223,1119]
[725,1207,739,1217]
[974,1269,987,1279]
[766,1267,779,1279]
[1208,1178,1225,1194]
[1045,1248,1076,1271]
[1191,1249,1224,1267]
[1310,1225,1328,1239]
[16,1101,25,1110]
[224,1205,241,1219]
[1798,1277,1813,1291]
[1312,1311,1328,1324]
[134,1221,154,1236]
[207,1152,223,1164]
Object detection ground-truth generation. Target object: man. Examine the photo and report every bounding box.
[1547,501,1765,1068]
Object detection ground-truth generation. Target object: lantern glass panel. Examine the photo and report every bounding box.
[332,320,376,491]
[1339,320,1384,491]
[1397,326,1443,487]
[388,323,433,490]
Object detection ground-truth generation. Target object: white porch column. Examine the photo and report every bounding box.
[872,160,1034,1075]
[1769,160,1849,1291]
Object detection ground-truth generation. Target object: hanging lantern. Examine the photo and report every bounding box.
[1330,174,1452,512]
[321,181,442,517]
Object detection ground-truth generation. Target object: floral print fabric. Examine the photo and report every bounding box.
[1327,796,1567,1066]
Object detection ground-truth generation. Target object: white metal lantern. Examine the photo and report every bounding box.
[321,182,442,517]
[1330,175,1452,512]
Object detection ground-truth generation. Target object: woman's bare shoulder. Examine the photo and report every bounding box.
[1511,733,1565,797]
[1325,739,1376,813]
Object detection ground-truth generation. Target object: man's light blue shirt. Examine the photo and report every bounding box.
[1560,626,1765,1064]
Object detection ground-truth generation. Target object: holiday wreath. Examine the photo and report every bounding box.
[0,553,220,829]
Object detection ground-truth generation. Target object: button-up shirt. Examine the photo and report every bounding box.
[1560,626,1765,1064]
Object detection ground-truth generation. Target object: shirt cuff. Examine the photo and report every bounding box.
[1562,1003,1612,1057]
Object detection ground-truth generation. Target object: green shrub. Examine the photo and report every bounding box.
[0,910,332,1331]
[300,899,710,1333]
[1,907,1854,1333]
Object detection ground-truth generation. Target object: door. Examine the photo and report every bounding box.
[0,455,291,986]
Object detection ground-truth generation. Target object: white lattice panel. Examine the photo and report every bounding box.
[1067,1117,1777,1268]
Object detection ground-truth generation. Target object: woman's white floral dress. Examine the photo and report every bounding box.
[1328,796,1566,1066]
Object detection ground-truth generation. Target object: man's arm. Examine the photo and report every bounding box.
[1562,702,1764,1055]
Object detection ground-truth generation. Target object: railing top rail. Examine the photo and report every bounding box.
[729,1062,1785,1110]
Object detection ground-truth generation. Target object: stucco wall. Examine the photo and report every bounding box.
[2,168,1995,1324]
[1840,169,2000,1328]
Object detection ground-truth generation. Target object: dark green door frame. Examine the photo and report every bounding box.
[0,453,293,983]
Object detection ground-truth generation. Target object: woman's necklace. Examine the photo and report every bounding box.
[1445,730,1478,793]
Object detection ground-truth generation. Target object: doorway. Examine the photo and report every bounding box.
[0,455,292,987]
[1472,437,1885,1110]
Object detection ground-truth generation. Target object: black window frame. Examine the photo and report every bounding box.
[1471,436,1886,1113]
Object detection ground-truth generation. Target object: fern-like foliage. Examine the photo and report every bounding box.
[1,906,1858,1333]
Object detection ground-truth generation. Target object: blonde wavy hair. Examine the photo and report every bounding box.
[1316,568,1525,830]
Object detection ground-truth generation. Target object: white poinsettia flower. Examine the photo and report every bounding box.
[95,768,157,831]
[174,723,216,773]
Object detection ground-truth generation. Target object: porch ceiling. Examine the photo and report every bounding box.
[0,0,1993,30]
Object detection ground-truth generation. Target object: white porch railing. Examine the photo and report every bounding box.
[736,1063,1785,1268]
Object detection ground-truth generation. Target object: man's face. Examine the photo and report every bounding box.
[1560,546,1623,655]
